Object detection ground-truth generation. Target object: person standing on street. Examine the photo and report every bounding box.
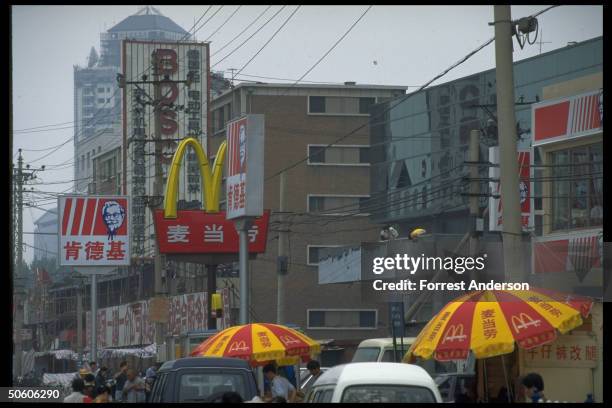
[63,378,89,403]
[263,364,296,403]
[521,372,551,403]
[122,369,146,403]
[113,361,128,402]
[306,360,323,384]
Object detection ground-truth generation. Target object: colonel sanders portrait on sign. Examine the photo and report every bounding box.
[102,200,125,240]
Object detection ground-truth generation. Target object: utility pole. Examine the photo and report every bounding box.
[493,5,525,283]
[13,150,44,381]
[76,284,83,363]
[277,172,287,324]
[468,129,480,281]
[152,50,167,358]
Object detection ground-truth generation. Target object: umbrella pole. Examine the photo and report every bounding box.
[501,354,511,403]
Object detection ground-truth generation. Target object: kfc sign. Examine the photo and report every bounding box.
[532,89,603,146]
[155,210,270,253]
[226,115,264,220]
[58,195,131,266]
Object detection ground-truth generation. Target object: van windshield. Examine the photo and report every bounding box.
[351,347,381,362]
[342,385,436,403]
[381,347,409,362]
[178,372,247,402]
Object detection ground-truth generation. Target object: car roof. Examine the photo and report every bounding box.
[158,357,252,371]
[313,363,436,389]
[357,338,416,348]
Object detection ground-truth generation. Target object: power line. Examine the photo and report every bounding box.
[211,6,273,57]
[192,5,225,39]
[205,5,243,41]
[212,6,287,68]
[232,6,302,78]
[281,5,372,90]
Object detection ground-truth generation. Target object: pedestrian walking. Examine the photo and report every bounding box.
[521,372,550,403]
[63,378,89,403]
[122,369,146,403]
[306,360,323,384]
[113,361,128,402]
[83,374,97,400]
[93,385,113,403]
[263,364,296,403]
[95,367,108,389]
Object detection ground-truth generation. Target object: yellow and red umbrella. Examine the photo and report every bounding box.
[190,323,321,366]
[404,287,593,362]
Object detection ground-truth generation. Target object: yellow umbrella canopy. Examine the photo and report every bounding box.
[403,288,593,362]
[190,323,321,366]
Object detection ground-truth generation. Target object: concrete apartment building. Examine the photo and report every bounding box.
[209,82,406,357]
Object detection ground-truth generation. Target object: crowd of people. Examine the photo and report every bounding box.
[63,360,161,403]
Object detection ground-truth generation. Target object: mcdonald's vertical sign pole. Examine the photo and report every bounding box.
[225,115,265,324]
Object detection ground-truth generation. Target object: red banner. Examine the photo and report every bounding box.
[154,210,270,254]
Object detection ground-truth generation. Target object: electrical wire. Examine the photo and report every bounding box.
[232,6,302,78]
[211,6,273,57]
[212,6,287,68]
[204,5,243,41]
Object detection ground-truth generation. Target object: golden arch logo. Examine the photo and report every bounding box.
[163,137,227,218]
[442,324,467,343]
[511,313,541,332]
[228,340,250,353]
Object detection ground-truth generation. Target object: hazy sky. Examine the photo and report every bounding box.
[11,5,602,262]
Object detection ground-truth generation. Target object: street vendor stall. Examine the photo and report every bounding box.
[403,287,598,402]
[191,323,321,399]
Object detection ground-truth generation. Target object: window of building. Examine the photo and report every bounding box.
[307,245,345,266]
[307,309,377,330]
[550,142,602,231]
[308,96,376,115]
[309,96,326,113]
[359,97,376,114]
[308,195,370,215]
[308,145,369,165]
[106,87,110,92]
[97,98,105,104]
[81,155,85,171]
[87,152,90,169]
[97,87,104,93]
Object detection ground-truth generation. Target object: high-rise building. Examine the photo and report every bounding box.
[33,208,58,262]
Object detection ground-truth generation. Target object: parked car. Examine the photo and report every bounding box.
[305,362,443,403]
[149,357,258,403]
[299,366,329,396]
[351,338,416,363]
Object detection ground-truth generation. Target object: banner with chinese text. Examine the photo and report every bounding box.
[58,195,130,266]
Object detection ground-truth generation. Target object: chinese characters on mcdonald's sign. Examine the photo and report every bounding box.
[58,196,131,266]
[154,210,270,253]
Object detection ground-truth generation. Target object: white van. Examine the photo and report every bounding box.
[351,338,416,363]
[305,362,443,403]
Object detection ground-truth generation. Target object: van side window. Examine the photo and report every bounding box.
[151,373,167,402]
[320,389,334,403]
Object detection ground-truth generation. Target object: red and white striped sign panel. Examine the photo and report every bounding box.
[58,195,131,266]
[532,89,603,146]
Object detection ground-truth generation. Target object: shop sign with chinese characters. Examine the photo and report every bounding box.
[58,196,130,266]
[154,210,270,254]
[524,335,598,368]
